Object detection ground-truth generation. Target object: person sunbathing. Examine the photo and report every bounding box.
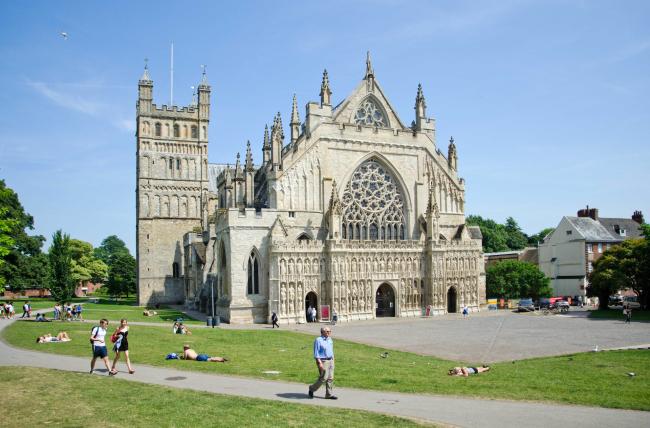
[181,344,227,362]
[143,309,158,316]
[36,332,71,343]
[448,366,490,377]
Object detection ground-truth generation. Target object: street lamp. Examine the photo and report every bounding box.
[202,229,215,327]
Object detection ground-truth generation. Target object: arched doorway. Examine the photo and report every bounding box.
[447,287,457,313]
[376,283,395,317]
[305,291,318,322]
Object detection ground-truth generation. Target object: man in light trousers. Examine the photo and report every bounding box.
[308,326,337,399]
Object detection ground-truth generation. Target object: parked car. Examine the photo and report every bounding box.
[537,298,551,309]
[609,295,623,306]
[623,296,641,309]
[517,298,535,312]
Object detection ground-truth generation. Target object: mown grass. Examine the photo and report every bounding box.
[4,321,650,410]
[0,367,430,428]
[2,297,201,324]
[589,309,650,321]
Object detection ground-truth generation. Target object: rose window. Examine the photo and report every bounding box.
[354,98,388,127]
[341,160,406,240]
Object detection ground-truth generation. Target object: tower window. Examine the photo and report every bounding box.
[247,251,259,295]
[172,262,180,278]
[155,122,162,136]
[176,159,181,170]
[173,124,180,138]
[191,125,198,139]
[169,159,173,170]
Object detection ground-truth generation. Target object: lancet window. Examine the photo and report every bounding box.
[247,251,259,294]
[341,159,406,240]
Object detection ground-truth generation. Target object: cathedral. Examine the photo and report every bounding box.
[136,53,485,324]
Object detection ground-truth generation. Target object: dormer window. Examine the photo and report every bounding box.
[354,97,388,127]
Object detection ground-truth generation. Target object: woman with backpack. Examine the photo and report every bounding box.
[110,319,135,375]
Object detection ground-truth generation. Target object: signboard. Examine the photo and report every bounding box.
[320,305,330,321]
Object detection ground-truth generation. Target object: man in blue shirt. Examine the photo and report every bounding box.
[308,326,337,399]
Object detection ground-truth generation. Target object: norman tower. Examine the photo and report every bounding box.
[136,64,212,305]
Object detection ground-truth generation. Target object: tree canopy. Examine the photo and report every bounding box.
[486,260,552,300]
[0,179,49,292]
[69,239,108,285]
[48,230,75,304]
[528,227,555,246]
[588,226,650,310]
[96,235,136,298]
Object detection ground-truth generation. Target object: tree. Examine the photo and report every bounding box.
[588,234,650,310]
[69,239,108,285]
[0,179,50,292]
[96,235,136,298]
[466,215,509,253]
[106,251,136,298]
[48,230,75,304]
[504,217,528,250]
[486,260,552,300]
[528,227,555,246]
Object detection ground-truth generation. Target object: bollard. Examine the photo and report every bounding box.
[213,316,220,327]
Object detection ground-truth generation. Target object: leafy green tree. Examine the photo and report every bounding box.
[96,235,136,298]
[466,215,509,252]
[69,239,108,285]
[486,260,552,300]
[106,251,136,298]
[528,227,555,246]
[48,230,74,304]
[0,179,50,292]
[504,217,528,250]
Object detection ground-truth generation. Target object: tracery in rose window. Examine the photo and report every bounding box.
[341,159,406,240]
[354,97,388,127]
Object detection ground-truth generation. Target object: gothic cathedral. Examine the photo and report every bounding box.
[136,54,485,324]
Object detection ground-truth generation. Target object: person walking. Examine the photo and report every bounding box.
[624,305,632,324]
[110,319,135,374]
[90,319,114,375]
[308,327,337,400]
[21,301,32,318]
[271,312,280,328]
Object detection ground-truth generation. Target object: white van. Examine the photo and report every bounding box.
[623,296,641,309]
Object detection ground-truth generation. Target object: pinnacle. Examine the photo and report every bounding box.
[365,50,374,79]
[140,58,151,82]
[291,93,300,123]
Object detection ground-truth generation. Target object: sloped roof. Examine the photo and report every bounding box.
[207,163,228,193]
[598,217,643,240]
[565,216,622,242]
[468,225,482,240]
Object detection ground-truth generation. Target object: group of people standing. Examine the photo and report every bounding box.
[90,318,134,376]
[54,303,83,321]
[1,302,16,319]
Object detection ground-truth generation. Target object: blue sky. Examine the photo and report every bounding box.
[1,0,648,253]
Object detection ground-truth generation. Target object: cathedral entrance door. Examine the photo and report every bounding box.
[305,292,318,322]
[375,283,395,317]
[447,287,457,313]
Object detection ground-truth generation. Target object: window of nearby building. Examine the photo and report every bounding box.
[597,243,603,253]
[566,230,572,235]
[247,251,259,294]
[606,243,611,250]
[620,229,627,236]
[172,262,180,278]
[587,262,593,273]
[587,244,593,253]
[288,211,295,218]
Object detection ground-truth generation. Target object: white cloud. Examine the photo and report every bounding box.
[114,119,136,133]
[26,80,102,115]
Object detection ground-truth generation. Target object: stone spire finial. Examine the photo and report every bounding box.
[263,124,270,149]
[291,94,300,123]
[234,152,243,180]
[416,83,426,109]
[274,112,284,138]
[448,136,457,170]
[245,140,254,171]
[140,58,151,81]
[365,51,374,80]
[224,163,232,187]
[199,64,208,86]
[320,69,332,106]
[190,85,197,106]
[328,180,342,215]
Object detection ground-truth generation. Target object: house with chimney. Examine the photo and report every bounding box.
[538,207,644,298]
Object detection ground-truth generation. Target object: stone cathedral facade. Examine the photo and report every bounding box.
[136,54,485,324]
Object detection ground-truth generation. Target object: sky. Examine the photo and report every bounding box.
[0,0,648,254]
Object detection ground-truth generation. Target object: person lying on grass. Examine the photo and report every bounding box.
[181,344,228,362]
[36,332,71,343]
[448,366,490,377]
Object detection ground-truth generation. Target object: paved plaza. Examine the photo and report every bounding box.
[286,309,650,363]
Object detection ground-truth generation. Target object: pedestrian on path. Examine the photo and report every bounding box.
[271,312,279,328]
[21,301,32,318]
[308,326,337,400]
[90,319,114,375]
[111,319,135,374]
[624,305,632,324]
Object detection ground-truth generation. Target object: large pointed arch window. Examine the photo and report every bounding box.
[354,97,388,127]
[247,251,260,295]
[341,159,406,240]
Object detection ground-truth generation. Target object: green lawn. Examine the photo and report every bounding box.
[4,321,650,410]
[0,367,429,428]
[589,309,650,321]
[2,297,202,324]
